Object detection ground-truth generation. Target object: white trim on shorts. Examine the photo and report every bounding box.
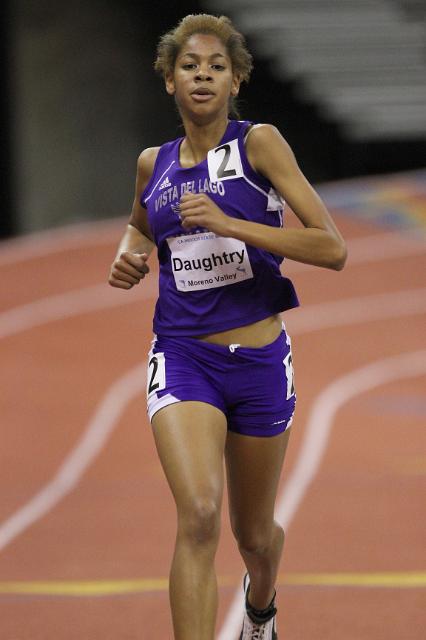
[148,392,180,422]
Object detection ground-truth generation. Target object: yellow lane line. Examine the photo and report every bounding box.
[0,578,169,596]
[0,572,425,596]
[279,571,426,588]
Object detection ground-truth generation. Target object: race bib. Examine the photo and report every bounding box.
[167,232,253,292]
[207,138,244,182]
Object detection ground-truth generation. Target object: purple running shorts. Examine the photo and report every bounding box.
[146,326,296,437]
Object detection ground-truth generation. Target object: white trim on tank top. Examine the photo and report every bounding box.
[144,160,176,204]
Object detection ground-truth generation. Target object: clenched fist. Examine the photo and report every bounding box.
[179,192,232,237]
[108,252,150,290]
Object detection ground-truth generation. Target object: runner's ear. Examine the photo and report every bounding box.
[165,73,176,95]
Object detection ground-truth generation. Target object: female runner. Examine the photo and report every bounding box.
[108,14,347,640]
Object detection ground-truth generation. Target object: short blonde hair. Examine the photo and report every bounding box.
[154,14,253,117]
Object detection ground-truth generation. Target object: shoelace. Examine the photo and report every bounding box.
[250,624,266,639]
[243,618,270,640]
[242,575,276,640]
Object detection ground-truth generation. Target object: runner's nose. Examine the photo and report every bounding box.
[195,69,212,81]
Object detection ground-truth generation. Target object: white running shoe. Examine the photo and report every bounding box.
[239,610,277,639]
[239,574,278,640]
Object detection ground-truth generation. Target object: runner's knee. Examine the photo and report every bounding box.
[234,521,284,556]
[177,497,221,545]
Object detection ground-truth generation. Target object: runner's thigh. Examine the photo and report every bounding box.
[152,401,228,511]
[225,429,291,538]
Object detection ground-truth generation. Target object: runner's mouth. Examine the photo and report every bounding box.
[191,88,215,101]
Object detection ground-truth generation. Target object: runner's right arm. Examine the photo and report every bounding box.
[108,147,159,290]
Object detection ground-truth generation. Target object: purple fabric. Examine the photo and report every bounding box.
[141,119,299,337]
[147,329,296,437]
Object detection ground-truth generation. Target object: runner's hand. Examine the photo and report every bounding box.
[179,192,230,236]
[108,252,150,289]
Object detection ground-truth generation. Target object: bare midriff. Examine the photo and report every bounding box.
[193,313,283,348]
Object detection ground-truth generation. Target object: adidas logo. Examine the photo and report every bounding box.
[159,176,172,190]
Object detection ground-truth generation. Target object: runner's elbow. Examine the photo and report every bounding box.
[329,240,347,271]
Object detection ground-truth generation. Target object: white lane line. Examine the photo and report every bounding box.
[217,349,426,640]
[285,229,425,274]
[0,362,146,552]
[0,224,423,270]
[288,287,426,335]
[0,286,424,557]
[0,282,157,339]
[0,227,424,565]
[1,284,425,342]
[0,217,127,266]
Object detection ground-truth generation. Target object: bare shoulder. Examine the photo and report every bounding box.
[130,147,161,239]
[245,124,297,176]
[137,146,161,185]
[246,123,293,156]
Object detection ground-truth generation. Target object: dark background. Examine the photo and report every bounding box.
[1,0,425,238]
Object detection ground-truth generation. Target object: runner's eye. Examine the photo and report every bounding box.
[211,64,225,71]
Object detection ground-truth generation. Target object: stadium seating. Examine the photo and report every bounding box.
[204,0,426,140]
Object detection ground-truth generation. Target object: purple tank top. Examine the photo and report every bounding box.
[140,119,299,336]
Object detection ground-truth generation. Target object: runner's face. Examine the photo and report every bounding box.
[166,34,240,118]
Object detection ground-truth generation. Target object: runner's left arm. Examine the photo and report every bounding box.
[178,125,347,271]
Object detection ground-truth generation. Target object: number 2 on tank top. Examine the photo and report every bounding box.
[207,137,243,182]
[215,144,237,179]
[283,352,295,400]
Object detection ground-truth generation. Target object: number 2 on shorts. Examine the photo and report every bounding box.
[283,352,295,400]
[147,352,166,397]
